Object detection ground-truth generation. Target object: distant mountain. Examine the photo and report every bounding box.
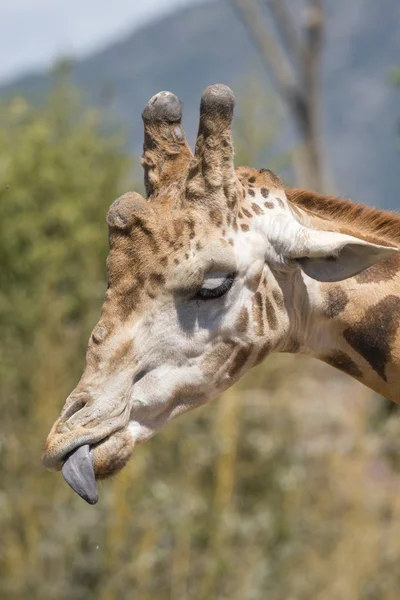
[1,0,399,208]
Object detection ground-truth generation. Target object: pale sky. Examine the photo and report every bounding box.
[0,0,201,84]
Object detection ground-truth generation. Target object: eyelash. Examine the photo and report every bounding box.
[195,274,235,300]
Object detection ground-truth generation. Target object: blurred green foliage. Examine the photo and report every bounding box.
[0,76,129,413]
[2,77,400,600]
[389,67,400,87]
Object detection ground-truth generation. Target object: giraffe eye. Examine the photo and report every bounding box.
[195,273,235,300]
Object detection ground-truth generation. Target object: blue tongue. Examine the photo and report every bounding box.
[62,444,99,505]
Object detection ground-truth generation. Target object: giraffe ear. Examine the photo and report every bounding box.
[295,237,398,282]
[266,214,398,282]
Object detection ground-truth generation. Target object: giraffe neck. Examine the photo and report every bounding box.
[295,252,400,402]
[235,173,400,401]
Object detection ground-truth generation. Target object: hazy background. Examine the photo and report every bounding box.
[1,1,400,598]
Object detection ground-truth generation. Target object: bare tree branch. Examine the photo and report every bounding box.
[303,0,324,188]
[267,0,304,77]
[303,0,324,91]
[231,0,309,137]
[231,0,328,192]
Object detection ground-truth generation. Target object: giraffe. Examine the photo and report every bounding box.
[43,84,399,504]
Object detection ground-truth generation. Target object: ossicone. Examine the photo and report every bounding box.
[107,192,150,230]
[141,91,193,202]
[140,84,240,212]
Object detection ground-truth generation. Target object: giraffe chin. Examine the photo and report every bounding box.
[62,444,99,505]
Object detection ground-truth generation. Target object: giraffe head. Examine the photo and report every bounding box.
[42,85,396,503]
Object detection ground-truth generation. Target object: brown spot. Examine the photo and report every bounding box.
[240,224,249,232]
[209,208,223,227]
[174,258,180,265]
[173,219,185,241]
[344,295,400,381]
[248,188,255,197]
[264,201,274,209]
[160,256,168,267]
[276,197,285,208]
[228,345,252,378]
[202,340,236,378]
[252,292,264,336]
[150,273,165,287]
[233,220,238,232]
[228,238,234,246]
[235,306,249,334]
[108,340,134,373]
[261,188,269,198]
[272,289,284,311]
[196,241,202,251]
[323,286,349,318]
[186,217,196,239]
[259,168,282,187]
[323,350,362,378]
[242,208,252,218]
[173,237,183,250]
[227,197,236,211]
[255,342,271,365]
[117,283,141,321]
[251,203,263,215]
[87,348,101,369]
[248,176,256,183]
[355,253,400,284]
[265,297,278,330]
[134,217,160,253]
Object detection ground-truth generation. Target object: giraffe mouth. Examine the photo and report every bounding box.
[61,444,98,505]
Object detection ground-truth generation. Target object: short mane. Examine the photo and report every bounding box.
[286,188,400,248]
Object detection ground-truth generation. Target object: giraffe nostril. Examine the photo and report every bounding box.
[62,397,87,421]
[133,369,147,385]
